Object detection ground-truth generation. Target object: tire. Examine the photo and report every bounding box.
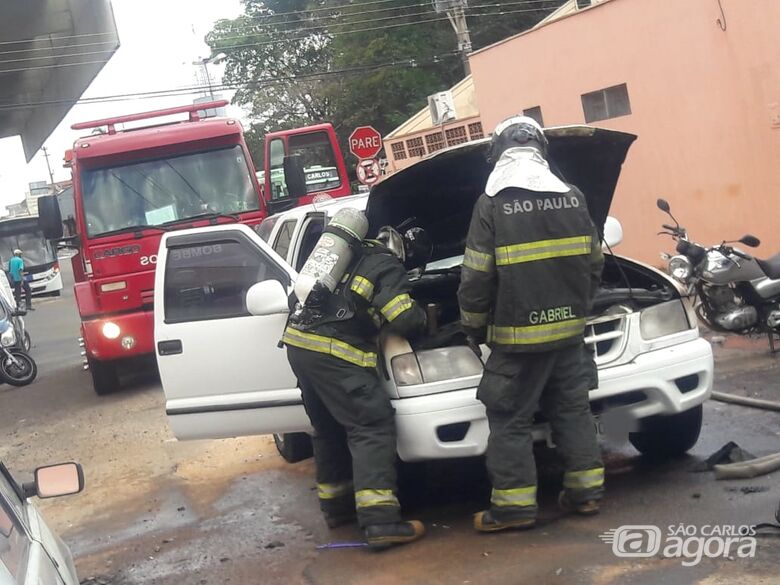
[273,433,313,463]
[0,351,37,386]
[22,331,31,352]
[88,358,119,396]
[629,405,703,458]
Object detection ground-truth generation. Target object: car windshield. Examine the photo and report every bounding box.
[81,145,259,237]
[0,227,56,268]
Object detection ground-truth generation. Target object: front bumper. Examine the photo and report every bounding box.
[392,338,713,462]
[30,271,63,295]
[82,310,155,361]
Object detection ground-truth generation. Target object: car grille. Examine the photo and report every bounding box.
[585,312,627,366]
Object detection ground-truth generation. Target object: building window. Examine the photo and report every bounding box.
[523,106,544,126]
[425,132,445,153]
[468,122,484,140]
[406,137,425,158]
[391,141,407,161]
[445,126,468,146]
[581,83,631,123]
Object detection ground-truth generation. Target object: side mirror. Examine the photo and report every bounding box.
[23,462,84,499]
[739,234,761,248]
[283,154,307,199]
[246,280,289,316]
[602,216,623,249]
[656,198,671,213]
[37,195,64,240]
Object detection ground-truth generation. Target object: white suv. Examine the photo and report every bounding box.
[154,126,713,464]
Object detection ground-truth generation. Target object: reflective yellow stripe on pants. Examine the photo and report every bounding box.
[495,235,592,266]
[491,486,537,507]
[355,489,399,508]
[563,467,605,490]
[317,481,354,500]
[488,319,586,346]
[283,327,378,368]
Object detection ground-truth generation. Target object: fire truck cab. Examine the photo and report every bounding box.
[38,100,349,395]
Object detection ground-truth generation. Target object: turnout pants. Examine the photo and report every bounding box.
[287,346,401,527]
[478,344,604,521]
[12,280,31,309]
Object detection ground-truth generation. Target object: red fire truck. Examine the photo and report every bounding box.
[38,100,352,394]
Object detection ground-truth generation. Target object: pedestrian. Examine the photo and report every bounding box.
[8,249,33,311]
[457,116,605,532]
[283,211,430,550]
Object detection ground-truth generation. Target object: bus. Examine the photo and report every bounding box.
[0,216,63,296]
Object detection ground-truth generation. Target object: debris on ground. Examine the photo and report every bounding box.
[726,486,770,495]
[691,441,756,472]
[264,540,285,549]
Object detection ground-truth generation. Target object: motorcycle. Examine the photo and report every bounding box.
[0,293,37,386]
[657,198,780,352]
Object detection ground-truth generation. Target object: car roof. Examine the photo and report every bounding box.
[269,193,368,223]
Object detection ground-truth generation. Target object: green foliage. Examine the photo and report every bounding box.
[207,0,564,163]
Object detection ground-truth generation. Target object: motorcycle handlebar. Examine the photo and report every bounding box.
[662,224,677,231]
[732,249,751,260]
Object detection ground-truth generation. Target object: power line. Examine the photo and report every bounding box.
[0,52,461,112]
[0,30,117,47]
[0,5,558,75]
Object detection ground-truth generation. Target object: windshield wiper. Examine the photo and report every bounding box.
[97,224,171,238]
[162,212,241,226]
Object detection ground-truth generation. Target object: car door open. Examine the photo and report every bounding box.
[154,224,311,441]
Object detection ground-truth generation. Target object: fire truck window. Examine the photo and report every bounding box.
[267,139,289,200]
[81,145,261,237]
[272,219,296,262]
[288,132,342,194]
[163,238,288,323]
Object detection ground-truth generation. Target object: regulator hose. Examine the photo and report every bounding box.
[710,391,780,413]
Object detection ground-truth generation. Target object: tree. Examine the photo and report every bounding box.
[206,0,565,163]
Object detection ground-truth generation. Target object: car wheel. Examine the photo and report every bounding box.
[88,358,119,396]
[273,433,313,463]
[629,405,703,458]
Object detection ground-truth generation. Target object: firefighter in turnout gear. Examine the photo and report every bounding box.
[457,116,605,532]
[283,212,429,549]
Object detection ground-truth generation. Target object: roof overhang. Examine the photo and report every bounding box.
[0,0,119,161]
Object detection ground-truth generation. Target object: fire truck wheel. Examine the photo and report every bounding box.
[88,358,119,396]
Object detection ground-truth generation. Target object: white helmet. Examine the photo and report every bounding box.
[13,249,22,255]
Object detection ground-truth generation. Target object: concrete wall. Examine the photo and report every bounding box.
[469,0,780,265]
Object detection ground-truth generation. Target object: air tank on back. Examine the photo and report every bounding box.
[294,207,369,306]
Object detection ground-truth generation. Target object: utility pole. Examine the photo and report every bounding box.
[433,0,472,76]
[41,146,55,187]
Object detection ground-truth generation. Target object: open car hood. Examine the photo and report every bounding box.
[367,125,636,263]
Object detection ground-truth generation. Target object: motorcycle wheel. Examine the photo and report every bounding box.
[23,331,31,352]
[0,351,37,386]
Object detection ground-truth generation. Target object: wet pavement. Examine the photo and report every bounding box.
[1,263,778,584]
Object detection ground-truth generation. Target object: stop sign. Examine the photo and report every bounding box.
[348,126,382,159]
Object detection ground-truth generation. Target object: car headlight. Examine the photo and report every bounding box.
[668,255,693,283]
[639,300,691,340]
[102,322,121,340]
[391,347,483,386]
[1,328,16,347]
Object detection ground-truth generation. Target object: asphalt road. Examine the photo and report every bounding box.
[1,260,778,585]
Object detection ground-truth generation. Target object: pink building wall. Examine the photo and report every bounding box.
[469,0,780,265]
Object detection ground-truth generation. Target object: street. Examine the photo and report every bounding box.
[0,261,776,585]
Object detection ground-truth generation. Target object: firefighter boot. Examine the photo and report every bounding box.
[473,510,536,533]
[364,520,426,550]
[558,491,600,516]
[324,510,357,529]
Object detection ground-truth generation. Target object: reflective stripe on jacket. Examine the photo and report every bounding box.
[457,185,604,353]
[286,242,426,366]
